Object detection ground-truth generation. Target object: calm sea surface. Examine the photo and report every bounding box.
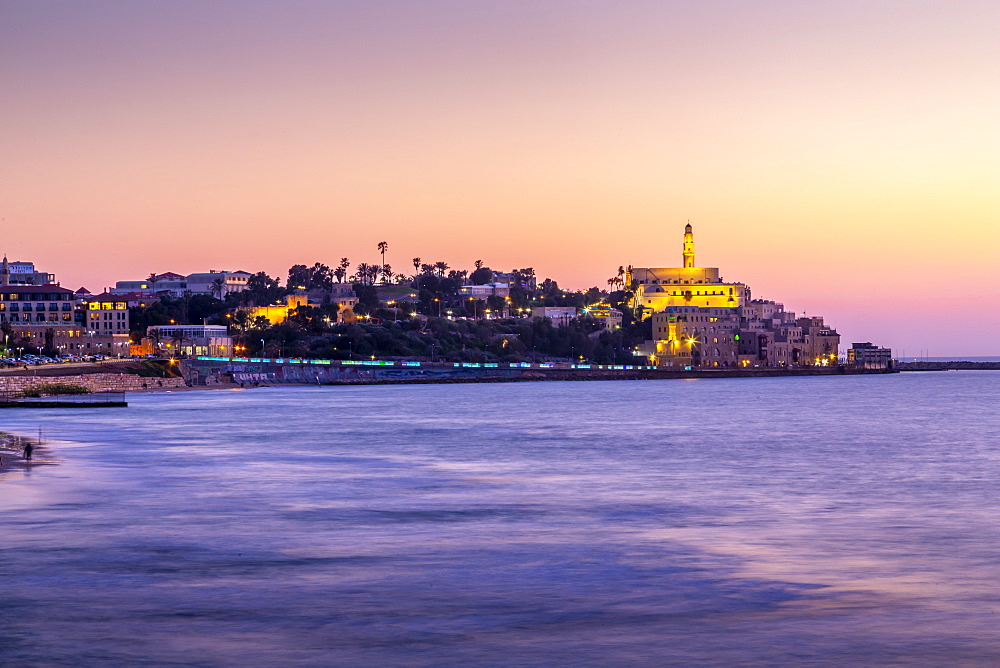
[2,371,1000,665]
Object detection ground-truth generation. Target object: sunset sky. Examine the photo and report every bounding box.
[3,1,998,355]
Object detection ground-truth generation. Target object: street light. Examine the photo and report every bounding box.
[260,338,265,360]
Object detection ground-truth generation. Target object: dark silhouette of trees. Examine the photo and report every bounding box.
[469,266,493,285]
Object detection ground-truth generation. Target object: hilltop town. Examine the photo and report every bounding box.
[0,228,890,370]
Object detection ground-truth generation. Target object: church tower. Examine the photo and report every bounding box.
[1,255,9,287]
[682,224,695,268]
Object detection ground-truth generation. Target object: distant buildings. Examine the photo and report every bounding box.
[0,258,55,286]
[112,270,251,298]
[583,305,623,331]
[531,306,577,327]
[0,284,75,325]
[81,293,130,337]
[0,259,130,357]
[631,225,841,367]
[459,283,510,298]
[848,342,893,369]
[240,285,358,326]
[185,271,252,298]
[146,324,232,357]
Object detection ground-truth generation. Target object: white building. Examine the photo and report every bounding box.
[532,306,577,327]
[113,272,188,297]
[0,257,56,286]
[185,270,251,298]
[459,283,511,298]
[147,325,232,357]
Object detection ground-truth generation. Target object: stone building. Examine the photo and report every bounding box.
[82,293,130,337]
[848,342,893,369]
[631,225,840,367]
[0,284,76,325]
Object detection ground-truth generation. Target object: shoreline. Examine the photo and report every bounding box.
[0,431,54,474]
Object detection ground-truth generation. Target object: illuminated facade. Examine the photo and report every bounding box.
[583,305,623,331]
[632,225,839,367]
[243,294,310,325]
[83,293,130,336]
[0,285,75,324]
[147,325,232,357]
[847,342,893,369]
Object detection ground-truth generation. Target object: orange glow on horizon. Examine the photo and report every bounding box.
[2,2,998,354]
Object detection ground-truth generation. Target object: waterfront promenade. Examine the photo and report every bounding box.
[183,356,895,386]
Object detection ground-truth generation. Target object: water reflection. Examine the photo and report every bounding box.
[2,373,1000,664]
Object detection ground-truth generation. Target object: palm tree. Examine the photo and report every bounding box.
[146,273,158,292]
[170,331,186,358]
[377,242,388,282]
[433,261,449,276]
[210,277,226,299]
[337,258,350,283]
[474,259,484,270]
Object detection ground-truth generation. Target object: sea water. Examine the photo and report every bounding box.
[2,371,1000,665]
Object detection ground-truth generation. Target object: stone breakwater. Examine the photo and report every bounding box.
[0,373,186,395]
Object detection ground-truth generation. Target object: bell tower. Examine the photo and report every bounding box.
[682,224,695,268]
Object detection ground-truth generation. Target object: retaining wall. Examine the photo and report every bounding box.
[0,373,186,394]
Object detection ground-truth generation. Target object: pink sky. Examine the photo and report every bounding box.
[3,1,998,354]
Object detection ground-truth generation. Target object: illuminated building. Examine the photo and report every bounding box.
[531,306,577,327]
[147,325,232,357]
[848,342,893,369]
[630,225,840,367]
[0,285,75,324]
[83,293,130,336]
[459,283,510,298]
[243,294,310,325]
[583,305,623,330]
[241,287,357,326]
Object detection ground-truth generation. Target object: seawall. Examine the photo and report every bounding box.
[896,361,1000,371]
[181,358,896,386]
[0,373,187,395]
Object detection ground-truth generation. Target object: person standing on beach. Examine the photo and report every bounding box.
[23,441,33,462]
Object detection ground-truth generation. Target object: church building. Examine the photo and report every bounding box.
[629,226,839,367]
